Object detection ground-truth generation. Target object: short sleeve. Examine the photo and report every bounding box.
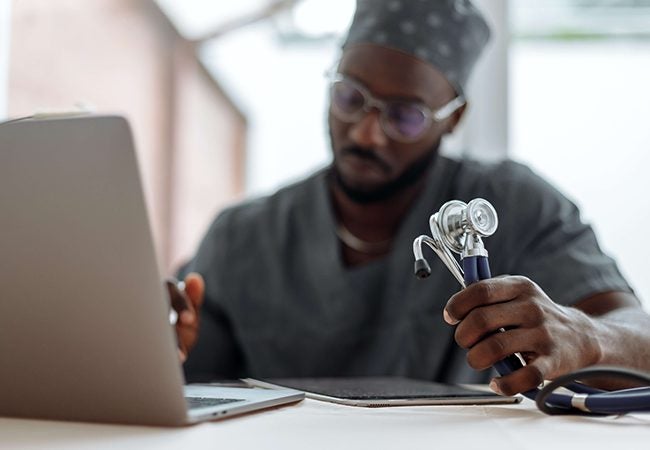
[458,161,632,305]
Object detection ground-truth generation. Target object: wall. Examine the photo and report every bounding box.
[0,0,10,119]
[8,0,246,273]
[168,41,247,271]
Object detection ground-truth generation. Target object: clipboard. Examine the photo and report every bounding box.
[244,376,521,407]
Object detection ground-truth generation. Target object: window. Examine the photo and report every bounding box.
[510,0,650,305]
[158,0,357,196]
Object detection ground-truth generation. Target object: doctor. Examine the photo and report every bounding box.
[172,0,650,395]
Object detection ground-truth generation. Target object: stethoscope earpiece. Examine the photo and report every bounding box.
[413,258,432,279]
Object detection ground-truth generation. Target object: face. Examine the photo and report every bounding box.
[328,44,464,202]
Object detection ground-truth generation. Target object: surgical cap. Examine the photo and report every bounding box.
[342,0,491,95]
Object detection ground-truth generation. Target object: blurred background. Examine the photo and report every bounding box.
[1,0,649,306]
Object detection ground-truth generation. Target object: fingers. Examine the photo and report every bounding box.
[178,347,187,363]
[490,358,551,396]
[165,273,204,362]
[165,279,189,318]
[177,273,204,326]
[184,272,205,311]
[454,300,542,349]
[444,276,538,324]
[465,328,549,371]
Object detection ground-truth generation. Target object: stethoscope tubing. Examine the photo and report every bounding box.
[462,255,490,285]
[535,367,650,415]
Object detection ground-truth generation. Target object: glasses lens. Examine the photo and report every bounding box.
[384,102,428,141]
[331,80,365,120]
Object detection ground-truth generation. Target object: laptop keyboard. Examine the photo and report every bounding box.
[185,396,243,410]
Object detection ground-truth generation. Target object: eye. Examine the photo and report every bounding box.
[332,82,365,114]
[385,102,428,136]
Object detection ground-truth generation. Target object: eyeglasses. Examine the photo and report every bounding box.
[329,74,465,143]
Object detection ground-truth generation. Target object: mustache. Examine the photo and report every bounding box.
[340,145,391,173]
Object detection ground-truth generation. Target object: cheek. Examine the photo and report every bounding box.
[328,113,350,150]
[415,124,446,151]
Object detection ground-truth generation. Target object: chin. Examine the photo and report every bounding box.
[336,157,391,187]
[331,166,396,204]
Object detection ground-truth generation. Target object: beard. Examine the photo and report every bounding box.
[329,142,440,204]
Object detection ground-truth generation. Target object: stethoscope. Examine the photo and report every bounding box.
[412,198,650,416]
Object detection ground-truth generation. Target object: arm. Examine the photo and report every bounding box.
[444,278,650,396]
[577,291,650,374]
[169,268,246,381]
[183,293,246,382]
[175,209,247,382]
[443,162,647,394]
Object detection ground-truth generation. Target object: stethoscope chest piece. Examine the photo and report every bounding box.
[437,198,498,256]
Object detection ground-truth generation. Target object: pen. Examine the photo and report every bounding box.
[166,278,187,325]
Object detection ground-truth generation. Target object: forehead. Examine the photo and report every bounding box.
[338,44,455,103]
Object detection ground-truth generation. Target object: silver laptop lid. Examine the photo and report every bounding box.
[0,116,188,426]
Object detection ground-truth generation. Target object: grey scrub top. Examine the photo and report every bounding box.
[183,155,631,383]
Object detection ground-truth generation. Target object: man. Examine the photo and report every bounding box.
[174,0,650,396]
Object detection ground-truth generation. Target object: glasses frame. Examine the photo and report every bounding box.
[329,73,466,143]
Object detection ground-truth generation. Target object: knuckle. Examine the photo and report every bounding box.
[525,365,545,389]
[466,349,487,370]
[466,335,507,371]
[496,377,517,396]
[516,294,544,323]
[525,278,542,296]
[535,326,554,354]
[512,274,531,286]
[473,281,494,300]
[513,276,536,294]
[527,302,546,324]
[487,334,507,359]
[454,325,472,349]
[498,362,546,396]
[469,308,490,332]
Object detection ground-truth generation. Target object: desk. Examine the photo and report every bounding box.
[1,397,649,450]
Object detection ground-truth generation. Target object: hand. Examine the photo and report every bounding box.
[443,276,601,396]
[166,273,205,363]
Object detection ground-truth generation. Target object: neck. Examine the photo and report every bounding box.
[332,178,425,229]
[329,172,428,266]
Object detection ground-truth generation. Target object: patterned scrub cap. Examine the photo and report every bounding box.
[342,0,491,96]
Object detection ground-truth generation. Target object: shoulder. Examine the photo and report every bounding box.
[213,169,326,233]
[190,169,327,301]
[449,157,572,213]
[195,169,326,262]
[453,157,543,189]
[447,156,583,262]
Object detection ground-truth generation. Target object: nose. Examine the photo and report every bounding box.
[348,109,389,148]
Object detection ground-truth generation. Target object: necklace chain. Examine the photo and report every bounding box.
[335,222,392,254]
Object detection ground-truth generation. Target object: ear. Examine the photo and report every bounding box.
[445,101,468,135]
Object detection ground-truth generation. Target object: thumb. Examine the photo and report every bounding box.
[184,272,205,309]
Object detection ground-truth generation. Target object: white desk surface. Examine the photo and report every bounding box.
[1,397,649,450]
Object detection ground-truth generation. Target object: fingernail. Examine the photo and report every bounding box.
[489,380,503,396]
[443,309,459,325]
[178,349,187,363]
[180,310,194,324]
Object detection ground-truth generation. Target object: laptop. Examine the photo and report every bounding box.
[0,115,303,426]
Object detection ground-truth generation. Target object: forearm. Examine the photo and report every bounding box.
[591,305,650,371]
